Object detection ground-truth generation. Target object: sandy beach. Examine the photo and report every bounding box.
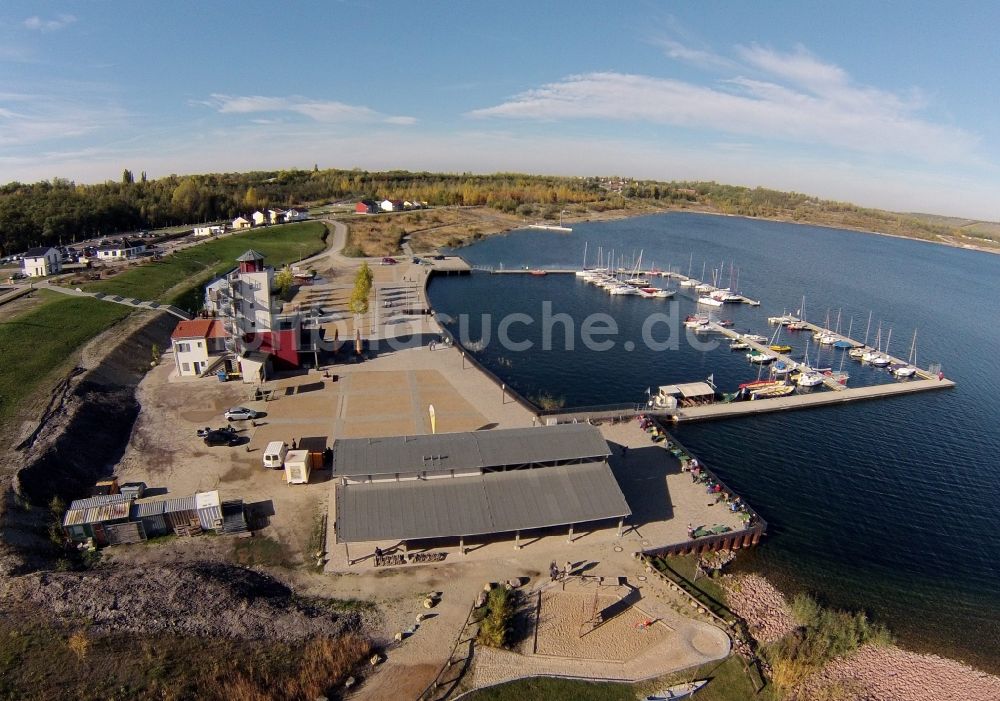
[722,573,1000,700]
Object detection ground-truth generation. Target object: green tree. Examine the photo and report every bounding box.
[275,266,294,298]
[348,262,372,314]
[243,186,260,210]
[121,169,134,185]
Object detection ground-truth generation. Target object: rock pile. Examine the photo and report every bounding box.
[720,573,796,644]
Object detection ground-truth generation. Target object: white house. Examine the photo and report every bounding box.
[267,209,285,224]
[96,239,146,260]
[170,319,229,377]
[252,211,267,226]
[21,247,62,278]
[232,216,252,230]
[193,225,225,237]
[284,208,309,222]
[379,199,398,212]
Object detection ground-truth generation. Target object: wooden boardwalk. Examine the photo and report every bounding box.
[671,377,955,422]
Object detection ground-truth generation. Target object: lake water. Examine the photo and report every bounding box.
[427,212,1000,672]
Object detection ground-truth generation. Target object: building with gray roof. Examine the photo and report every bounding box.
[331,424,633,559]
[332,422,611,482]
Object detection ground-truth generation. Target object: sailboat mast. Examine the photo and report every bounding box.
[863,311,873,346]
[582,241,587,270]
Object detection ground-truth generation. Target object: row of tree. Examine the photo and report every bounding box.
[0,168,967,255]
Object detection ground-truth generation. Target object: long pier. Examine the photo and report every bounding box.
[671,377,954,422]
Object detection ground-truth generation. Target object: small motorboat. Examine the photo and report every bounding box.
[747,350,776,364]
[833,339,853,349]
[697,296,724,307]
[529,269,548,276]
[645,680,708,700]
[718,319,734,327]
[797,371,824,387]
[743,334,767,343]
[769,344,792,353]
[730,339,750,351]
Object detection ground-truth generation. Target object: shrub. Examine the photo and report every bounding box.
[766,594,892,693]
[476,587,515,649]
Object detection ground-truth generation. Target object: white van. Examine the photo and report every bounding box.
[262,441,288,469]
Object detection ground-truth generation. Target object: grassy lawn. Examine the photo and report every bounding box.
[463,656,771,701]
[0,290,131,428]
[81,221,328,308]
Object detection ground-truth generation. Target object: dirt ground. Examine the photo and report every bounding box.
[534,589,669,660]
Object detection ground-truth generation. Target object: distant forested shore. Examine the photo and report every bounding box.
[1,168,996,254]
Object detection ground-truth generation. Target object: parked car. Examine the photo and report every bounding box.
[225,407,261,421]
[197,426,235,438]
[204,430,239,447]
[380,257,398,265]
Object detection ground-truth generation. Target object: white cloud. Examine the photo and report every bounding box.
[654,39,738,72]
[200,93,415,125]
[468,44,979,166]
[23,14,76,32]
[0,92,127,147]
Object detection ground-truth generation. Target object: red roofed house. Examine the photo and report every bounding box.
[355,200,377,214]
[171,319,229,377]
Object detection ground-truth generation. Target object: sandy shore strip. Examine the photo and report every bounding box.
[722,573,1000,700]
[801,645,1000,701]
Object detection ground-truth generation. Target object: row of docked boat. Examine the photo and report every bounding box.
[579,268,676,298]
[576,244,676,299]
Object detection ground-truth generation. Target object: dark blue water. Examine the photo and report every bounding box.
[428,212,1000,671]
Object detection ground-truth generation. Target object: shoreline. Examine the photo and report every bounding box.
[441,203,1000,259]
[721,571,1000,699]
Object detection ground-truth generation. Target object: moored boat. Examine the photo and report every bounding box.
[644,679,708,700]
[747,350,776,364]
[769,344,792,353]
[697,296,724,306]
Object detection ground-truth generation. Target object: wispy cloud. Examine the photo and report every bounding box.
[23,14,76,32]
[468,43,978,165]
[0,91,127,147]
[200,94,416,125]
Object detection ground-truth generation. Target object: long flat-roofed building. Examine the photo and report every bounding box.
[332,423,632,561]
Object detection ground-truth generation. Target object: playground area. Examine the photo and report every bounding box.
[531,579,670,661]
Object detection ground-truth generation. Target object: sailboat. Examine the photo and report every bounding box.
[574,242,590,276]
[795,337,824,387]
[768,324,792,353]
[891,330,918,377]
[850,311,874,360]
[528,210,572,232]
[833,316,854,349]
[870,327,892,367]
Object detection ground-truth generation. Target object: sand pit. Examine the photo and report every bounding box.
[533,588,669,661]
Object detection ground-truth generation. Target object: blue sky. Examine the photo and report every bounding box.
[2,1,999,219]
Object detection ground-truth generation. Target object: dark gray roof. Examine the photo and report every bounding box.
[334,461,630,543]
[332,424,611,478]
[236,249,265,262]
[23,246,57,258]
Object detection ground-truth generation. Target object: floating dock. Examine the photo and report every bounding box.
[672,320,954,421]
